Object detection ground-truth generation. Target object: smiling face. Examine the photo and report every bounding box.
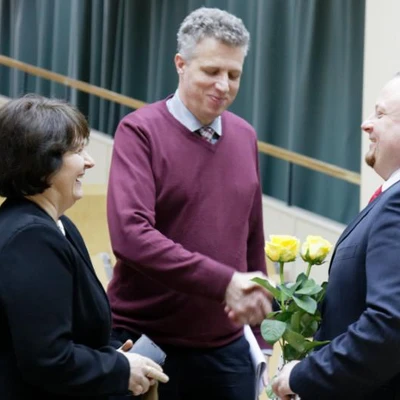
[49,144,95,213]
[175,37,245,125]
[362,76,400,180]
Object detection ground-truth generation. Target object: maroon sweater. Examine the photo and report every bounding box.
[107,98,269,348]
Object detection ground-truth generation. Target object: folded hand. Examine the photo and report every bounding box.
[122,352,169,396]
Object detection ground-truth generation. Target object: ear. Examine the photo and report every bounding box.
[174,53,186,75]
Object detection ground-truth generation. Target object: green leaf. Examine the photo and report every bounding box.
[286,280,302,290]
[295,279,323,296]
[274,310,292,322]
[293,295,317,314]
[283,328,307,352]
[300,315,319,337]
[303,339,330,352]
[283,343,303,361]
[279,286,293,301]
[261,319,287,345]
[315,281,328,302]
[287,300,301,312]
[251,277,280,298]
[296,273,308,283]
[266,310,281,318]
[279,281,301,299]
[290,310,303,332]
[300,312,314,326]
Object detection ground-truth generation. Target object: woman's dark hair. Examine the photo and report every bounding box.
[0,94,90,197]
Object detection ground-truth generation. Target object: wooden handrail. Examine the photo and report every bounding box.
[0,55,146,110]
[257,142,361,185]
[0,54,361,185]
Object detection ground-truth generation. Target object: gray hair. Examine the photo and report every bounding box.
[177,7,250,60]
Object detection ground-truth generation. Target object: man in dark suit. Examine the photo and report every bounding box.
[272,73,400,400]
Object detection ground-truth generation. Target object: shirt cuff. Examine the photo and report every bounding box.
[261,349,273,356]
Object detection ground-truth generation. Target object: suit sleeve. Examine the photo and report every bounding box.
[0,224,130,396]
[107,117,234,302]
[290,194,400,398]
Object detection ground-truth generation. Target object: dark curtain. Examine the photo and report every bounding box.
[0,0,365,224]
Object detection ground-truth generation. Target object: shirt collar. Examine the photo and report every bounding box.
[57,219,66,236]
[382,168,400,192]
[166,90,222,135]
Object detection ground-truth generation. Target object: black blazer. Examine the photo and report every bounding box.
[0,198,129,399]
[290,181,400,399]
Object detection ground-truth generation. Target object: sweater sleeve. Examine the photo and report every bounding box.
[246,137,267,276]
[107,116,235,302]
[247,135,272,350]
[0,224,130,396]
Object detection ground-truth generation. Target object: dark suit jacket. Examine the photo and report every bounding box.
[290,181,400,399]
[0,198,129,399]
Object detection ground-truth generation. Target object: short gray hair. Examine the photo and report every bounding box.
[177,7,250,60]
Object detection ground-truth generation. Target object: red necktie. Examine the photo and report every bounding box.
[369,185,382,203]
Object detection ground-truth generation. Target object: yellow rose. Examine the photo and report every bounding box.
[301,235,333,264]
[265,235,300,263]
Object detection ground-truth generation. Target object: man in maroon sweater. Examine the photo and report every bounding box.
[107,7,272,400]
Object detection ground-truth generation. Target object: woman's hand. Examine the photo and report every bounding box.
[122,352,169,396]
[117,339,134,352]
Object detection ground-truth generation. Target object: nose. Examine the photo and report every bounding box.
[83,150,95,169]
[215,74,229,93]
[361,116,373,134]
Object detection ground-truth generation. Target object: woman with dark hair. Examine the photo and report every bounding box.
[0,94,168,400]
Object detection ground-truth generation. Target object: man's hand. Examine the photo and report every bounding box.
[224,271,273,325]
[271,360,299,399]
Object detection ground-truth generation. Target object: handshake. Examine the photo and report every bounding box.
[224,271,274,326]
[119,271,273,396]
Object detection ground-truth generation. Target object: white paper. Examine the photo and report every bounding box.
[244,325,267,399]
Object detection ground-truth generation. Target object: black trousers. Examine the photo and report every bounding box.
[111,329,256,400]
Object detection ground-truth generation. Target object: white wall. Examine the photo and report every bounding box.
[360,0,400,208]
[85,130,114,184]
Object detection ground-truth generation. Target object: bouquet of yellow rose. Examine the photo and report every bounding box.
[252,235,333,398]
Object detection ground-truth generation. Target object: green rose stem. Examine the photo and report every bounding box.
[279,338,286,365]
[306,262,313,278]
[279,261,285,309]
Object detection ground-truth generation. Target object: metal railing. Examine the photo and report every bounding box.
[0,54,361,186]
